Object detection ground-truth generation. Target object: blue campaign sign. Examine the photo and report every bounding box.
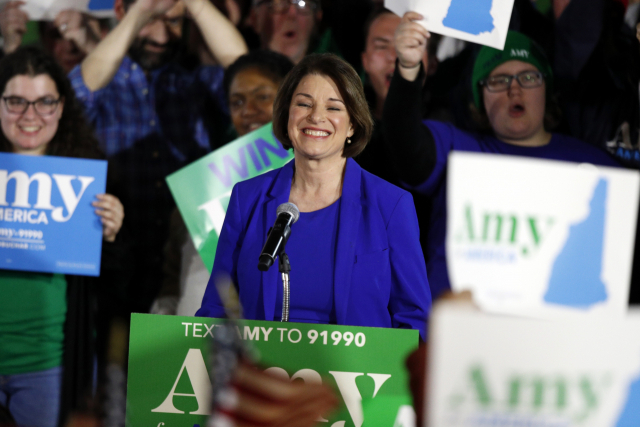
[0,153,107,276]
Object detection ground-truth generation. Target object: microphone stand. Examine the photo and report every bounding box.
[279,251,291,322]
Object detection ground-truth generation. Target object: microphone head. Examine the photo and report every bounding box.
[277,202,300,224]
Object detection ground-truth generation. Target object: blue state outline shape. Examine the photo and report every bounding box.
[442,0,495,35]
[544,178,608,308]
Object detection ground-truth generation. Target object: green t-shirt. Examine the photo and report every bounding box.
[0,271,67,374]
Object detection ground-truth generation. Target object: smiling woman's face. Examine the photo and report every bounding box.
[229,68,280,136]
[0,74,63,156]
[287,73,353,162]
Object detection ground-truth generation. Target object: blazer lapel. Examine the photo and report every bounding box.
[334,159,362,324]
[261,160,294,321]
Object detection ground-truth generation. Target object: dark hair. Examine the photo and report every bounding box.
[272,53,374,158]
[363,7,394,42]
[223,50,294,101]
[0,47,103,159]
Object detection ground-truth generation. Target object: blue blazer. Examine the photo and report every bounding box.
[196,158,431,339]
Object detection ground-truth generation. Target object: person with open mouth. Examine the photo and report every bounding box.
[249,0,322,64]
[384,13,621,302]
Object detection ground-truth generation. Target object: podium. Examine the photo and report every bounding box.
[126,313,419,427]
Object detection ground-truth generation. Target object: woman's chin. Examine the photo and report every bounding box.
[12,141,47,155]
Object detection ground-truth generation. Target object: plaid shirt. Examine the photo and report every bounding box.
[70,57,226,311]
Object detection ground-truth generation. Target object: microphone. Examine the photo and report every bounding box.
[258,202,300,271]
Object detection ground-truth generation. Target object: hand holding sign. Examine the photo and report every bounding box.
[386,0,515,50]
[92,193,123,242]
[395,11,430,81]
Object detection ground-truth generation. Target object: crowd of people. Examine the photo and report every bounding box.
[0,0,639,426]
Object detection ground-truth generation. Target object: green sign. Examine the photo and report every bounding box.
[127,314,419,427]
[166,124,294,272]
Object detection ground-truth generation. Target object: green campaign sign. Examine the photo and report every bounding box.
[166,124,294,272]
[127,314,419,427]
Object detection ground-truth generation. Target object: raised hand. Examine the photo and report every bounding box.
[93,194,124,242]
[394,11,430,81]
[54,10,102,54]
[0,1,28,54]
[131,0,180,21]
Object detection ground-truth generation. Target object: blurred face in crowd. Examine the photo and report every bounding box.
[361,12,428,106]
[483,60,547,145]
[288,73,353,163]
[117,0,186,70]
[0,74,63,155]
[251,0,321,64]
[40,24,85,73]
[229,68,280,136]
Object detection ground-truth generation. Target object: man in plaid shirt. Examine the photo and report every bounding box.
[69,0,247,313]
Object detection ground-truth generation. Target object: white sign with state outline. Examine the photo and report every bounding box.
[446,152,639,319]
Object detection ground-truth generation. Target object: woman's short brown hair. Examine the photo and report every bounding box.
[272,53,374,158]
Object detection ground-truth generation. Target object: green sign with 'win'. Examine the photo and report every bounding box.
[166,123,294,273]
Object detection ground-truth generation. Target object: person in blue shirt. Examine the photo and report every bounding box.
[197,53,432,340]
[68,0,248,313]
[384,13,620,301]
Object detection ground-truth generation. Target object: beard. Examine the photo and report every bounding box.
[128,37,181,71]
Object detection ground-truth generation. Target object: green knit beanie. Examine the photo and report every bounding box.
[471,31,553,110]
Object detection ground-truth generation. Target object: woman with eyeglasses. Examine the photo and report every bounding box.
[0,47,125,427]
[383,16,621,301]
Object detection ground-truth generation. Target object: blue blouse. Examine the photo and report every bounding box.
[274,199,340,323]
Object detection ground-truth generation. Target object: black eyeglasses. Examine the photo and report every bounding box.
[2,96,62,115]
[256,0,319,15]
[479,71,545,92]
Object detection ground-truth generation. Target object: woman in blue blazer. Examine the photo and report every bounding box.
[196,54,431,339]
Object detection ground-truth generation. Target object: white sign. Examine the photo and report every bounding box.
[0,0,113,21]
[427,302,640,427]
[446,152,640,319]
[385,0,515,50]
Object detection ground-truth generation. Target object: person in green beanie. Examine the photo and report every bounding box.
[381,11,620,301]
[469,29,556,148]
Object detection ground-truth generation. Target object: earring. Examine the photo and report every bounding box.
[347,137,352,144]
